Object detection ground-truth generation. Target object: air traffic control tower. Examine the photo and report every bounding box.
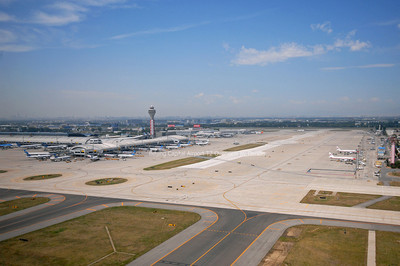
[148,105,156,138]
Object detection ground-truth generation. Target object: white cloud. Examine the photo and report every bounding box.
[375,19,400,26]
[321,63,395,71]
[233,30,371,66]
[311,21,332,34]
[252,89,259,93]
[32,11,82,26]
[340,96,350,101]
[110,21,210,40]
[0,29,16,43]
[330,30,370,51]
[370,97,380,102]
[222,42,234,53]
[229,96,241,104]
[0,44,34,52]
[194,93,223,105]
[29,0,130,26]
[289,100,306,105]
[0,11,15,22]
[334,38,370,51]
[233,43,313,66]
[78,0,127,7]
[52,2,87,13]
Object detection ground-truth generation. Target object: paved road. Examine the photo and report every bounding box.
[1,188,400,266]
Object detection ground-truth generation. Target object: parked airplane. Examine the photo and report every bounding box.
[103,153,118,158]
[0,143,14,149]
[17,143,42,149]
[180,142,192,147]
[195,139,209,146]
[118,151,136,159]
[329,152,356,162]
[336,146,357,154]
[165,144,180,149]
[150,146,163,152]
[50,155,71,162]
[24,149,51,160]
[43,144,67,150]
[87,154,100,161]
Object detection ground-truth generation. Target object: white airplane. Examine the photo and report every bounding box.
[118,151,136,159]
[171,139,180,144]
[17,143,42,149]
[50,155,71,162]
[24,149,51,160]
[336,146,357,154]
[165,144,180,149]
[180,142,192,147]
[103,153,118,158]
[150,146,163,152]
[329,152,356,162]
[87,154,100,161]
[195,139,209,146]
[43,144,67,150]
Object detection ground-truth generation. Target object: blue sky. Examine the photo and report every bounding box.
[0,0,399,119]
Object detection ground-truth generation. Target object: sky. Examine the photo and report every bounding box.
[0,0,399,119]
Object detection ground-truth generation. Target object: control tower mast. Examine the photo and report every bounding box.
[148,105,156,138]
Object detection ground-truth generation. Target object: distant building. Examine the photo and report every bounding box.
[148,105,156,138]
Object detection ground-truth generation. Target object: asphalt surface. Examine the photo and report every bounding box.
[0,188,298,265]
[0,188,122,237]
[151,209,297,266]
[1,188,400,266]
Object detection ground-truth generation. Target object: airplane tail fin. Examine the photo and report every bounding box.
[24,149,30,156]
[336,146,340,151]
[132,151,136,155]
[17,142,21,147]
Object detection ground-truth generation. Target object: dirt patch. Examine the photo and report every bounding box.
[259,242,294,266]
[286,227,302,237]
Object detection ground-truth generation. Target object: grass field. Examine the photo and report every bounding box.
[260,225,367,265]
[388,172,400,177]
[23,174,62,181]
[376,231,400,265]
[0,206,200,265]
[0,170,7,173]
[144,155,218,170]
[85,178,127,186]
[367,197,400,211]
[300,190,381,207]
[0,197,50,216]
[223,142,266,152]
